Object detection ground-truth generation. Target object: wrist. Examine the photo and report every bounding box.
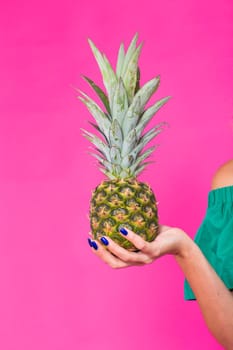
[174,229,196,259]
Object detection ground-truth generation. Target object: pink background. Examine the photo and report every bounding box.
[0,0,232,349]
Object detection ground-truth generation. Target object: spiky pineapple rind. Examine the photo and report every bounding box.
[90,178,159,251]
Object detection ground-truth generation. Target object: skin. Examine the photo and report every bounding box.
[88,159,233,349]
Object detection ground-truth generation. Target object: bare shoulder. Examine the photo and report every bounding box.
[211,160,233,190]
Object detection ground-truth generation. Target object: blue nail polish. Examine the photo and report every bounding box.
[100,237,109,246]
[88,238,93,247]
[119,227,128,236]
[91,241,98,250]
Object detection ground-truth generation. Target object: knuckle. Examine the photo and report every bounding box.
[136,240,147,250]
[122,254,132,263]
[137,253,153,264]
[131,255,139,263]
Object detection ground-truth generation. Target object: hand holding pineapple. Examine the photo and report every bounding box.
[88,225,193,268]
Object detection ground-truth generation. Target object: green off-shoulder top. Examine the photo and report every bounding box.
[184,185,233,300]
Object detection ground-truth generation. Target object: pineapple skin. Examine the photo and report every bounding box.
[90,178,159,251]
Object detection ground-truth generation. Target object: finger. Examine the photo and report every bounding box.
[88,238,133,269]
[119,227,152,254]
[98,236,153,265]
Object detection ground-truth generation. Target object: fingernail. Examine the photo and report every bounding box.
[91,241,98,250]
[119,227,128,236]
[87,238,93,247]
[100,237,109,246]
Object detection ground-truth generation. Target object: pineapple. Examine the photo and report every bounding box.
[79,34,170,251]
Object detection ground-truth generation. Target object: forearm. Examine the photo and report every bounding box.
[175,238,233,349]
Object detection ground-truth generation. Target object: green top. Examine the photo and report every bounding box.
[184,186,233,300]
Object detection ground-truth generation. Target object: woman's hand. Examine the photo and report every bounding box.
[87,225,193,269]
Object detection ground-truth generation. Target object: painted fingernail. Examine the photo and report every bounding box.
[91,241,98,250]
[88,238,93,247]
[100,237,109,246]
[119,227,128,236]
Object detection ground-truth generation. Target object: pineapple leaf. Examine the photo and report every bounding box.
[129,146,157,173]
[79,92,111,137]
[122,96,141,137]
[110,146,122,164]
[88,39,117,105]
[116,43,125,77]
[138,126,162,148]
[88,121,109,144]
[82,76,111,115]
[134,162,153,177]
[109,119,123,149]
[136,121,166,142]
[98,167,116,179]
[121,153,135,168]
[134,164,146,176]
[89,152,112,172]
[113,164,122,176]
[122,43,143,103]
[94,147,108,159]
[135,68,140,94]
[136,96,171,137]
[119,168,132,178]
[111,78,129,125]
[82,129,111,162]
[123,126,162,165]
[121,128,137,158]
[103,54,118,106]
[122,76,160,135]
[121,33,139,77]
[114,125,161,171]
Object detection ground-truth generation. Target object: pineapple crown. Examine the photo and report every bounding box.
[79,33,171,179]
